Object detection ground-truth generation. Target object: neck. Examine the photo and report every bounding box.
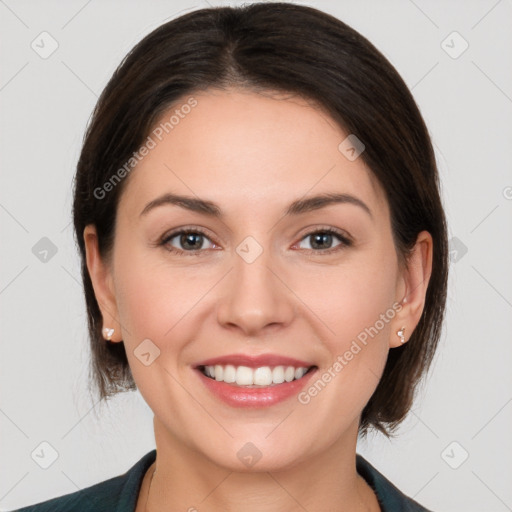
[141,417,379,512]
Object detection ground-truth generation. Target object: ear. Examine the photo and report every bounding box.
[83,224,122,343]
[390,230,433,348]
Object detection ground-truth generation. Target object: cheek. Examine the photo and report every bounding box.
[112,248,216,362]
[298,249,398,343]
[294,264,397,431]
[113,237,186,328]
[296,246,398,398]
[111,254,198,414]
[111,246,176,356]
[340,266,397,343]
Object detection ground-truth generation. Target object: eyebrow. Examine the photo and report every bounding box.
[139,192,372,219]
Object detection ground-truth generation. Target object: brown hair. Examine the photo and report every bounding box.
[72,2,448,438]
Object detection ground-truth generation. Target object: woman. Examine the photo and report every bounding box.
[14,2,448,511]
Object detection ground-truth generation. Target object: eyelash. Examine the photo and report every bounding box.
[157,226,353,257]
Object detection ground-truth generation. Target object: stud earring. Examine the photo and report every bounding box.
[103,327,114,341]
[397,327,406,344]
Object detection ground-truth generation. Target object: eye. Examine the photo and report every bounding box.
[160,228,217,255]
[157,226,352,256]
[295,228,352,253]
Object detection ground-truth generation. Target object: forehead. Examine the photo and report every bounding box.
[119,88,387,219]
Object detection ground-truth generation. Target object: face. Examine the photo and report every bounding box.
[85,88,429,472]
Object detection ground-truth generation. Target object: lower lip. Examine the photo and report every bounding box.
[196,368,317,408]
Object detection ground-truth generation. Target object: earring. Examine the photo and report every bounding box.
[103,327,114,341]
[397,327,406,344]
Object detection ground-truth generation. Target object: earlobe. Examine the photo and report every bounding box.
[390,230,433,348]
[83,225,122,343]
[102,327,115,341]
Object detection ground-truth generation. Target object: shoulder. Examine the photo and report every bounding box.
[11,475,125,512]
[10,450,156,512]
[356,454,434,512]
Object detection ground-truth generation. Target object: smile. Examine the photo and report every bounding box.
[200,364,314,386]
[194,354,318,407]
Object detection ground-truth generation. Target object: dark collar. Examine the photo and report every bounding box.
[356,454,432,511]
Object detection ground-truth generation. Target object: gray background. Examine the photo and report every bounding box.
[1,0,511,510]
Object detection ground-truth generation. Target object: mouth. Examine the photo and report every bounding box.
[198,364,317,387]
[193,355,318,408]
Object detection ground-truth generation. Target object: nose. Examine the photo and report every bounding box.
[216,249,296,337]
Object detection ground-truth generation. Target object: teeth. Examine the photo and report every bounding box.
[223,364,236,383]
[284,366,295,382]
[253,366,272,385]
[272,366,285,384]
[295,367,306,379]
[202,364,310,386]
[236,366,254,385]
[214,365,224,381]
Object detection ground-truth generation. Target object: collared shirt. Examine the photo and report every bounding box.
[11,450,432,511]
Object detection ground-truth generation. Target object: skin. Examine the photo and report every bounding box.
[84,87,433,512]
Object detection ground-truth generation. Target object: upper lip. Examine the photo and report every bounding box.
[194,354,315,369]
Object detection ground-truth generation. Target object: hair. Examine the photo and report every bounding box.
[72,2,448,438]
